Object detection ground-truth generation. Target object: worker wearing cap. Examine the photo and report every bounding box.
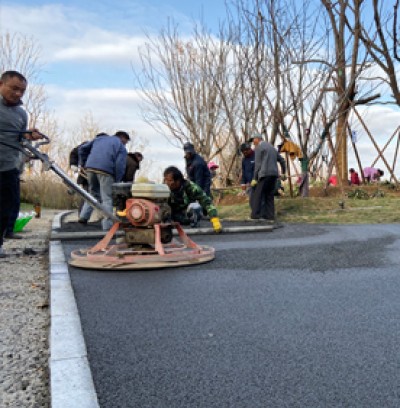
[163,166,222,233]
[207,161,219,177]
[239,142,255,196]
[183,142,212,197]
[249,133,286,221]
[239,141,261,214]
[208,161,221,189]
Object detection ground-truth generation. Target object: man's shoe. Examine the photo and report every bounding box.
[78,219,88,225]
[0,247,6,258]
[4,232,23,239]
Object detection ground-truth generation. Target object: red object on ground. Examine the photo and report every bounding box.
[328,175,337,186]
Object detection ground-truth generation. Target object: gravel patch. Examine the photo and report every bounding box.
[0,210,57,408]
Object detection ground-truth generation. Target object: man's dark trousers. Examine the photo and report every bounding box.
[0,169,19,246]
[6,172,20,235]
[251,176,277,220]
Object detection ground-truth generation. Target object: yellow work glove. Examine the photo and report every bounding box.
[250,179,258,187]
[210,217,222,233]
[117,209,127,217]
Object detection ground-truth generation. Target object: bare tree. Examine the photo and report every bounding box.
[135,0,384,190]
[0,32,47,125]
[319,0,381,182]
[137,22,229,157]
[0,32,59,175]
[357,0,400,105]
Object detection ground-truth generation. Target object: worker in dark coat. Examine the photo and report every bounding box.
[183,142,211,196]
[123,152,143,182]
[240,142,255,196]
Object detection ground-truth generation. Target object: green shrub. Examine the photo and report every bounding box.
[347,189,370,199]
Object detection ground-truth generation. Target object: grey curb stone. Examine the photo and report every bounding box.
[50,211,100,408]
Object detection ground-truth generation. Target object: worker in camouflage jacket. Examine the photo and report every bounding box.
[163,166,222,232]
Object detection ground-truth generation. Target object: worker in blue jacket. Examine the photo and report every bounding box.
[78,131,129,230]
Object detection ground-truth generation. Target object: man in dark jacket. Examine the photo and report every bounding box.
[240,141,257,214]
[240,142,255,194]
[183,142,211,197]
[249,133,286,221]
[163,166,222,232]
[70,142,89,190]
[123,152,143,182]
[78,131,129,230]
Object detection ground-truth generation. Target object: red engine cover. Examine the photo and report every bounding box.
[125,198,162,227]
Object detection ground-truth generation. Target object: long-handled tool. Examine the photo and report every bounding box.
[0,131,119,222]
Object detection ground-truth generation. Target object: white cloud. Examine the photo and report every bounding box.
[48,87,141,103]
[0,4,146,66]
[0,2,192,66]
[0,4,84,62]
[53,34,146,65]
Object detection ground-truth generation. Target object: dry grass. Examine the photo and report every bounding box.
[217,183,400,224]
[20,173,79,210]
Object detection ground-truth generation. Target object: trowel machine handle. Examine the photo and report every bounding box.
[27,130,50,148]
[0,129,120,224]
[21,131,50,160]
[0,129,50,160]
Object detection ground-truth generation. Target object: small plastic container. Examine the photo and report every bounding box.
[13,215,33,232]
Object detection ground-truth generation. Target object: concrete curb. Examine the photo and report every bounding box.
[50,222,276,241]
[50,211,100,408]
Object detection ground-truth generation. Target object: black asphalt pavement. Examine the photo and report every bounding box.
[62,223,400,408]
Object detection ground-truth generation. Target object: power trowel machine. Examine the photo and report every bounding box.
[5,132,215,270]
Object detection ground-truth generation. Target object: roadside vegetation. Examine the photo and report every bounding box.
[216,183,400,224]
[21,173,77,210]
[21,175,400,224]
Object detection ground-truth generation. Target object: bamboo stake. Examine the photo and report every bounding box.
[392,133,400,183]
[371,125,400,167]
[347,124,365,183]
[352,107,398,184]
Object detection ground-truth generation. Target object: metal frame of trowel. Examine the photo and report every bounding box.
[4,131,215,270]
[13,131,120,223]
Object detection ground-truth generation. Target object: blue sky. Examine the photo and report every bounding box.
[1,0,399,179]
